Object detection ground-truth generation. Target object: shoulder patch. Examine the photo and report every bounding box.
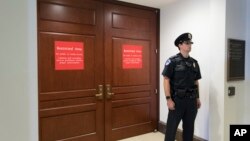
[165,59,171,66]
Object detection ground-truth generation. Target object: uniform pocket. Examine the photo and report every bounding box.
[174,64,186,80]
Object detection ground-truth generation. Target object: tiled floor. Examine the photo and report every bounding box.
[119,132,165,141]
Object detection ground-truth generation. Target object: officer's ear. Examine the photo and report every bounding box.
[177,44,181,50]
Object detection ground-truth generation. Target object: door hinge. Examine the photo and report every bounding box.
[155,49,158,54]
[155,89,158,94]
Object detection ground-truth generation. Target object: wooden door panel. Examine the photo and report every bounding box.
[104,4,158,141]
[112,102,150,128]
[40,3,96,25]
[112,89,150,100]
[112,124,152,140]
[38,0,104,141]
[40,97,95,108]
[40,99,96,117]
[40,89,95,101]
[112,13,150,32]
[41,111,96,141]
[38,0,99,35]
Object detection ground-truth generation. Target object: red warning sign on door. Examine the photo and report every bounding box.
[55,41,84,70]
[122,45,143,69]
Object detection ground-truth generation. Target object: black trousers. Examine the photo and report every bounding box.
[164,97,198,141]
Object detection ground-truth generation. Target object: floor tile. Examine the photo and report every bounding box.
[118,132,165,141]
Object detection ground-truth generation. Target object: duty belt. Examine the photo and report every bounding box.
[174,88,197,99]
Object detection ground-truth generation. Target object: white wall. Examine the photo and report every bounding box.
[0,0,38,141]
[225,0,248,141]
[245,0,250,124]
[209,0,226,141]
[160,0,226,140]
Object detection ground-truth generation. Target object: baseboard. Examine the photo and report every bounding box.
[158,121,208,141]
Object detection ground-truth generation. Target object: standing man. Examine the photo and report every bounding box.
[162,33,201,141]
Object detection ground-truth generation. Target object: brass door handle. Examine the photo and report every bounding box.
[106,92,114,99]
[106,84,114,99]
[95,85,103,100]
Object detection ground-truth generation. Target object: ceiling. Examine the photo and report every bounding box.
[118,0,176,8]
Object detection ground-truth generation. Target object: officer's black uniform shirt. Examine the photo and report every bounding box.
[162,53,201,92]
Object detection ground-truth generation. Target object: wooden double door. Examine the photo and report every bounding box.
[38,0,159,140]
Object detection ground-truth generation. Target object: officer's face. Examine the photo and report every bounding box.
[180,41,192,52]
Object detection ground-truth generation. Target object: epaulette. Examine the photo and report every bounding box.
[169,54,182,63]
[189,56,198,63]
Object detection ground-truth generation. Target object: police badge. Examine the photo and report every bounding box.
[188,33,192,39]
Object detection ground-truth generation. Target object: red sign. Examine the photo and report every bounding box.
[122,45,143,69]
[55,41,84,70]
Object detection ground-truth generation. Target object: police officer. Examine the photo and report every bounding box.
[162,33,201,141]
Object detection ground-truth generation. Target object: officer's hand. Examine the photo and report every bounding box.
[167,99,175,110]
[197,98,201,109]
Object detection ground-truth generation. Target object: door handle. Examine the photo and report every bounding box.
[95,85,103,100]
[106,84,114,99]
